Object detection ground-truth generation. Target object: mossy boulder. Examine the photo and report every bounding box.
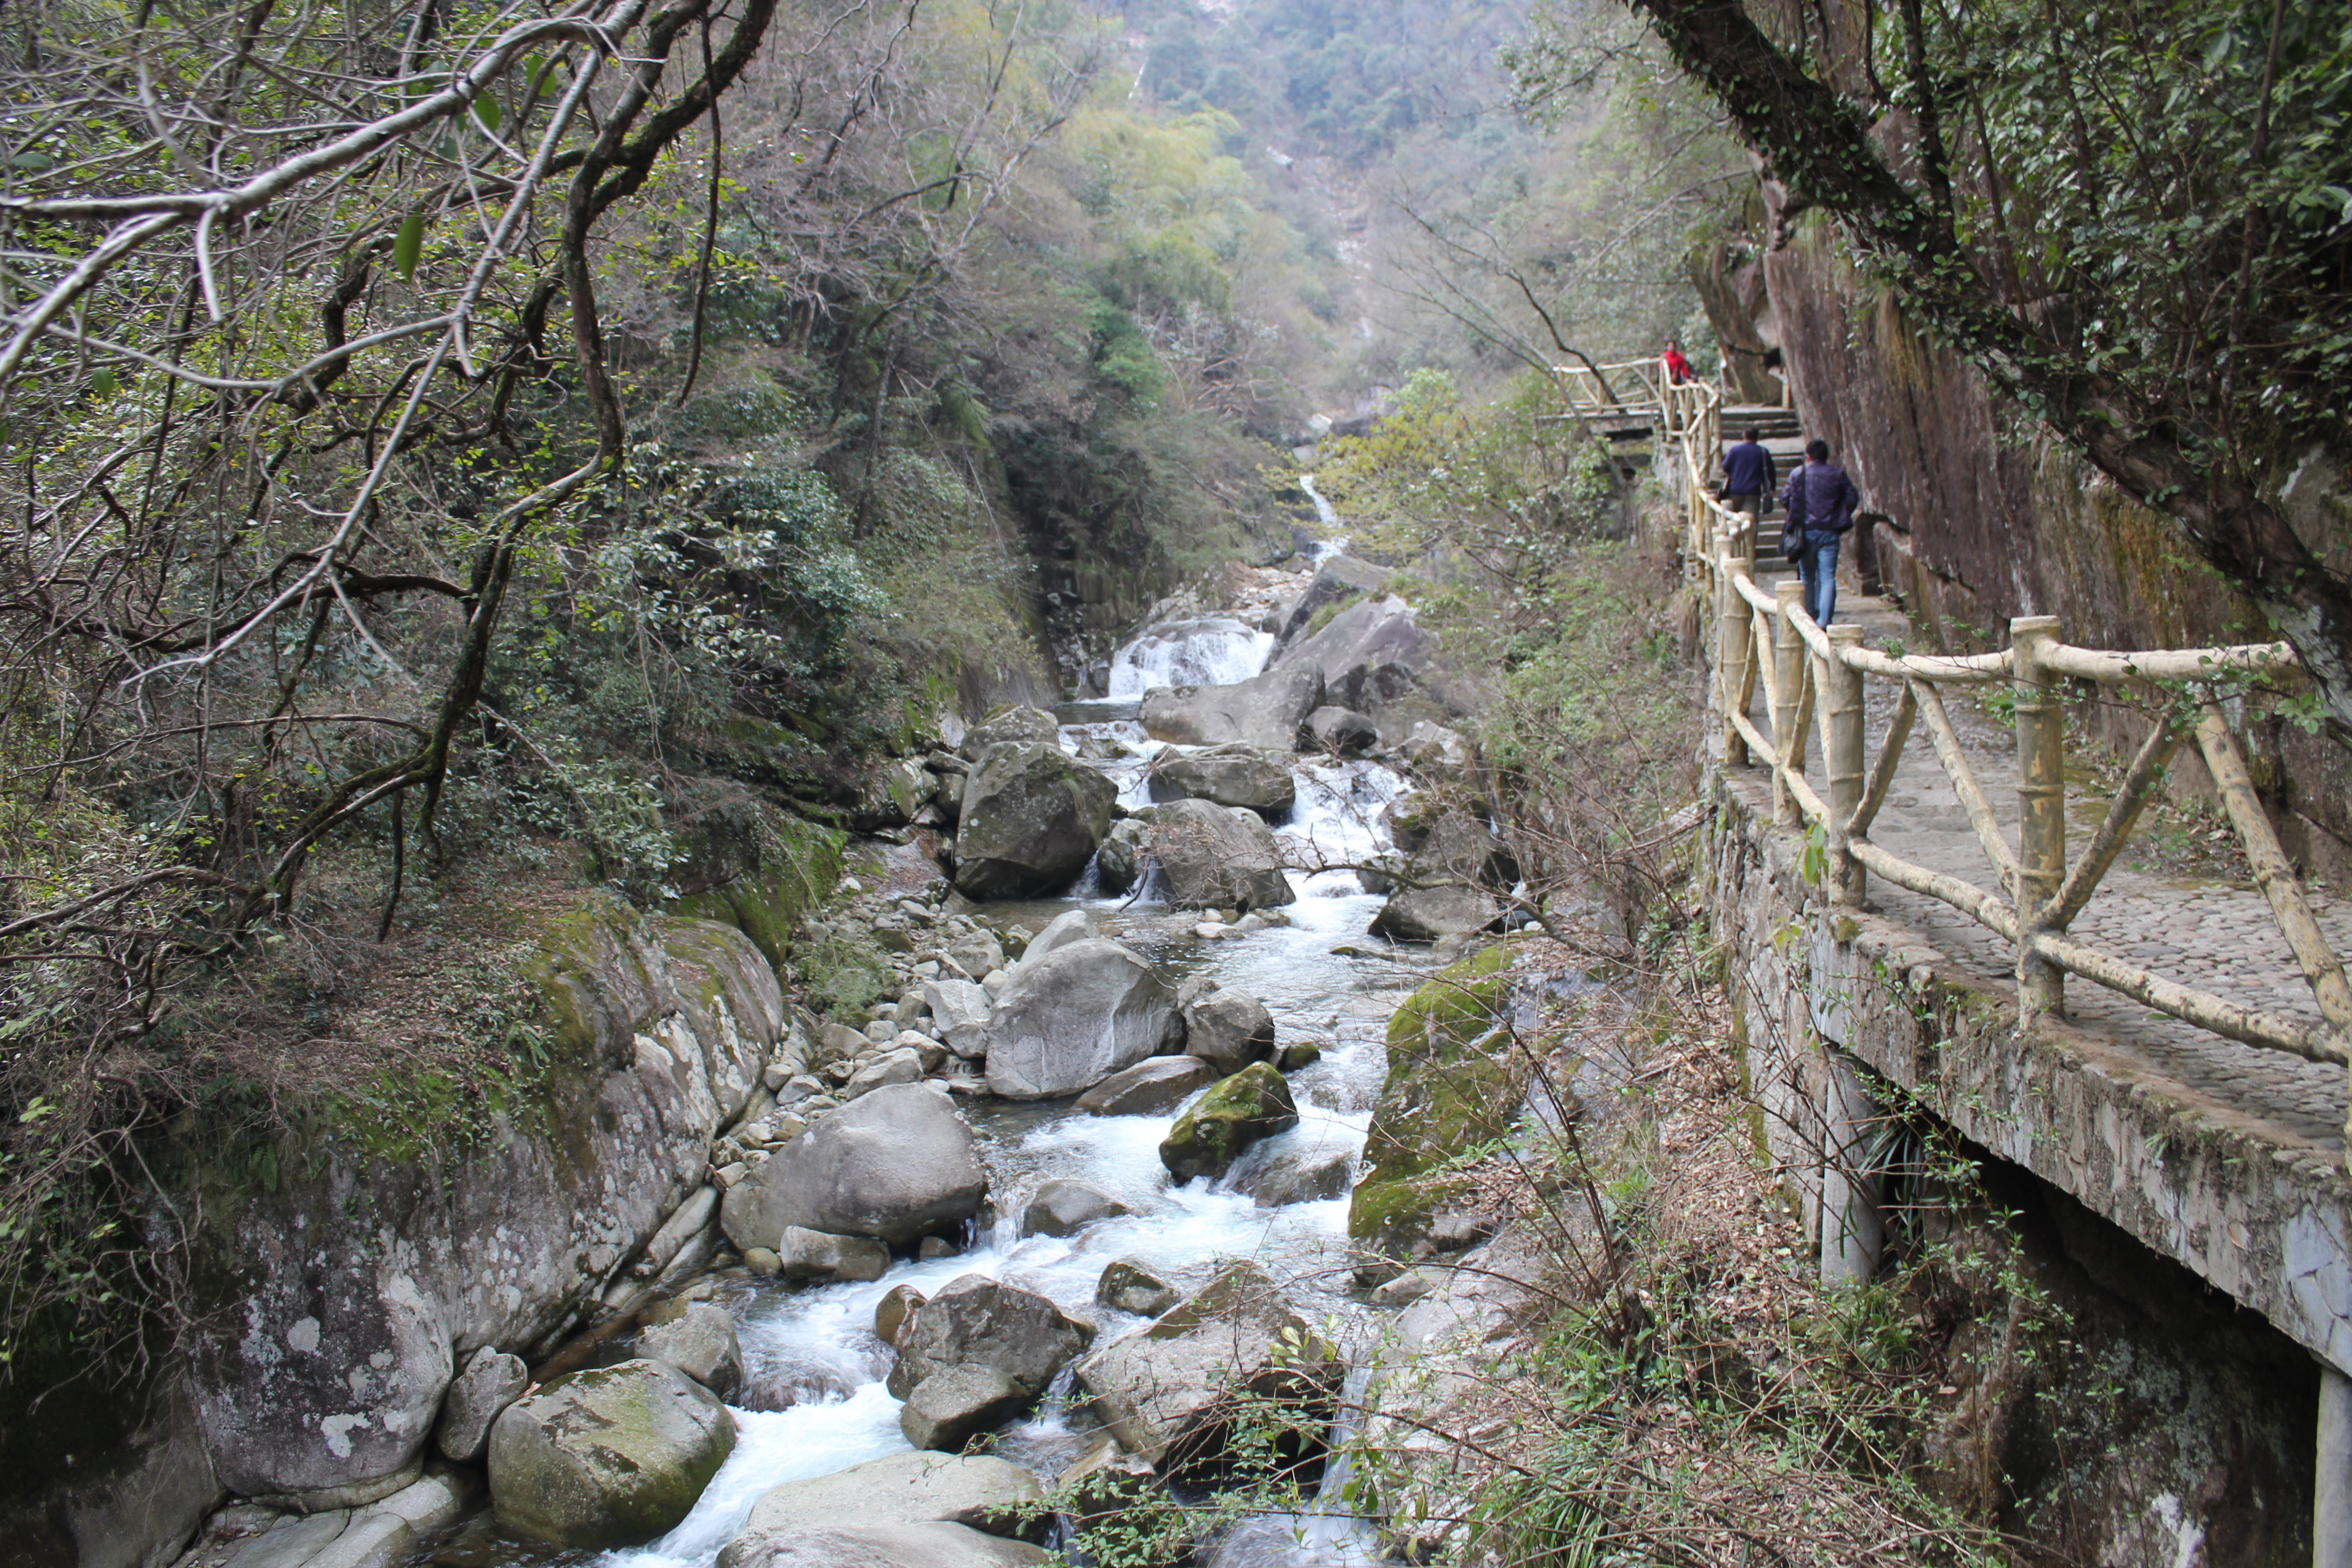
[670,818,848,969]
[1347,942,1525,1280]
[1159,1063,1298,1183]
[952,742,1116,899]
[488,1358,736,1548]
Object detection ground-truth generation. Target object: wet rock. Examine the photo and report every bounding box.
[900,1365,1028,1452]
[1146,744,1296,817]
[1179,989,1277,1074]
[638,1300,744,1399]
[1075,1056,1219,1117]
[1159,1064,1299,1183]
[1022,1178,1133,1238]
[487,1359,735,1548]
[1073,1261,1338,1471]
[951,744,1115,900]
[435,1349,528,1464]
[887,1275,1095,1401]
[874,1284,926,1347]
[1306,705,1380,755]
[958,707,1061,762]
[1094,1258,1180,1318]
[983,939,1182,1100]
[721,1084,987,1249]
[745,1247,783,1277]
[1149,799,1295,911]
[1093,819,1149,897]
[1137,661,1326,751]
[719,1522,1048,1568]
[1368,885,1503,943]
[777,1226,891,1284]
[1277,1039,1323,1072]
[717,1452,1046,1568]
[1235,1143,1356,1207]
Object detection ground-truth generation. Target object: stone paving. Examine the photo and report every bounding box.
[1725,575,2352,1155]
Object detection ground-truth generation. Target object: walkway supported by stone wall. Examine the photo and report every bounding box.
[1631,370,2352,1565]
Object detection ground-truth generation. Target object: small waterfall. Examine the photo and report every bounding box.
[1105,616,1274,697]
[1297,475,1347,561]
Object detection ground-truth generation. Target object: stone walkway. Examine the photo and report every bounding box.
[1725,575,2352,1155]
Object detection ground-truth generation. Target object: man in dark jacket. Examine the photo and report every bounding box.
[1780,438,1861,626]
[1720,427,1776,544]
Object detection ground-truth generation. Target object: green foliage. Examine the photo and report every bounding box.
[792,925,897,1019]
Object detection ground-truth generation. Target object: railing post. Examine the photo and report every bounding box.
[1772,580,1806,828]
[1824,623,1867,905]
[1719,535,1753,768]
[2012,615,2065,1018]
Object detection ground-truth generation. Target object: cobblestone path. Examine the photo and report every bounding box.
[1725,579,2352,1154]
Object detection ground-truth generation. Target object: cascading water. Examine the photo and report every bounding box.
[579,599,1421,1568]
[1104,617,1274,698]
[1296,475,1347,562]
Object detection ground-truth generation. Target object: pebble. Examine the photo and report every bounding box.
[714,1161,749,1189]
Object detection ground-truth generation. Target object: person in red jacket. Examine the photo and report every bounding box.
[1661,340,1695,386]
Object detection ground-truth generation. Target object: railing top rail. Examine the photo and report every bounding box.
[2041,640,2303,686]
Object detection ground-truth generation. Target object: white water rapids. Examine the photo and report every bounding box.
[570,613,1415,1568]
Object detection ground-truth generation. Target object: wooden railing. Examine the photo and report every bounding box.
[1646,375,2352,1127]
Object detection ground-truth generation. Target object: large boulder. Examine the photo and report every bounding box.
[1149,799,1295,911]
[1179,989,1277,1073]
[487,1359,735,1548]
[983,940,1183,1100]
[1368,885,1504,942]
[1073,1261,1339,1471]
[720,1084,987,1249]
[1160,1064,1299,1183]
[887,1275,1096,1401]
[1076,1055,1219,1117]
[952,743,1116,899]
[1348,945,1527,1284]
[1008,909,1093,975]
[637,1300,744,1400]
[720,1523,1048,1568]
[1273,555,1390,647]
[1137,662,1326,751]
[1269,594,1439,715]
[958,707,1060,762]
[718,1452,1045,1568]
[1146,745,1296,817]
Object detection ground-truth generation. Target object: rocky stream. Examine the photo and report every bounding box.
[167,545,1543,1568]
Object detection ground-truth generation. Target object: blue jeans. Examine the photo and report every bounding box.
[1798,530,1841,626]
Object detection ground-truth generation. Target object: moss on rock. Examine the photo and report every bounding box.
[1159,1063,1299,1183]
[1347,941,1525,1265]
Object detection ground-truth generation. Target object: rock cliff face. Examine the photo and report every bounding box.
[1700,210,2352,872]
[188,904,782,1507]
[6,899,792,1568]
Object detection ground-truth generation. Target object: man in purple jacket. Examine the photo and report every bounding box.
[1781,439,1861,626]
[1720,426,1776,542]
